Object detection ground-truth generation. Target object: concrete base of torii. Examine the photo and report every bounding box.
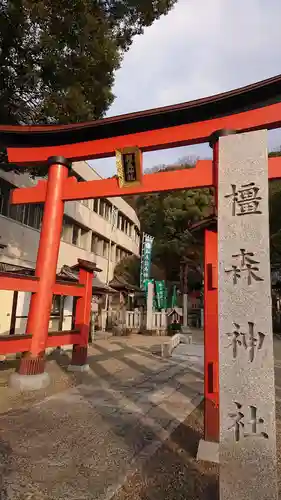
[8,371,50,391]
[196,439,219,463]
[67,364,90,373]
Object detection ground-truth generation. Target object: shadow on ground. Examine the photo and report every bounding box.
[112,402,219,500]
[0,341,209,500]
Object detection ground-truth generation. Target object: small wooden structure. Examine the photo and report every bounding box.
[167,307,183,324]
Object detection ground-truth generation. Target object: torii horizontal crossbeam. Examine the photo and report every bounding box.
[10,157,281,205]
[3,73,281,165]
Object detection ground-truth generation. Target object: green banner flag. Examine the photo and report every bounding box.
[155,280,167,310]
[171,285,177,308]
[140,233,154,289]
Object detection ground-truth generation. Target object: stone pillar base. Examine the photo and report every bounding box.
[9,371,50,391]
[196,439,219,463]
[67,364,90,373]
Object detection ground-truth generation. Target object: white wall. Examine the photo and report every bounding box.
[73,161,140,227]
[64,200,139,258]
[0,213,136,282]
[0,161,141,282]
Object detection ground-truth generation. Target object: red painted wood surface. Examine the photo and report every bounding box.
[74,267,93,346]
[70,266,94,365]
[25,161,69,357]
[0,275,38,293]
[0,332,81,355]
[0,275,84,297]
[7,102,281,165]
[204,229,219,442]
[10,156,281,206]
[53,282,84,297]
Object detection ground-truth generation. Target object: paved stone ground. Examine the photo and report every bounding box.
[0,331,280,500]
[0,333,204,500]
[112,334,281,500]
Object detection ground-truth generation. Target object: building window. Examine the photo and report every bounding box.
[0,178,44,230]
[91,234,98,253]
[51,295,61,316]
[80,227,89,250]
[116,247,120,262]
[69,222,89,249]
[72,225,80,246]
[103,239,109,258]
[9,204,25,224]
[104,202,109,220]
[93,199,99,212]
[61,217,73,243]
[111,244,116,261]
[99,200,105,217]
[26,204,44,229]
[0,178,12,217]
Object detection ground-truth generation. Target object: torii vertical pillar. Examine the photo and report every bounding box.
[203,229,219,443]
[68,261,94,372]
[197,130,236,462]
[9,156,71,391]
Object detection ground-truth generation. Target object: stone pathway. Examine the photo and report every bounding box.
[0,334,204,500]
[111,336,281,500]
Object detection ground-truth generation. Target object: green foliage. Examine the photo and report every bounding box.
[268,147,281,264]
[0,0,177,126]
[270,180,281,263]
[269,149,281,158]
[131,155,281,281]
[114,254,165,286]
[130,153,281,281]
[131,163,214,282]
[0,0,176,175]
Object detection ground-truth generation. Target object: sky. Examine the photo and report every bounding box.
[90,0,281,178]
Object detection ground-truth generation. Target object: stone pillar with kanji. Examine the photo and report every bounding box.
[218,130,278,500]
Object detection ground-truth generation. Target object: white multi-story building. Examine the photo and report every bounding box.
[0,161,141,337]
[0,161,141,282]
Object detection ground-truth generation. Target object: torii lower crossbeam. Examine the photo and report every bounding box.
[10,157,281,205]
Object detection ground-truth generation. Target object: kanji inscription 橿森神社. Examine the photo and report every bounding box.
[224,182,262,216]
[224,248,264,285]
[228,402,269,442]
[218,130,278,500]
[225,321,265,362]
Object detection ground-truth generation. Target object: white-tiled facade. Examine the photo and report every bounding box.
[0,161,141,282]
[0,161,141,337]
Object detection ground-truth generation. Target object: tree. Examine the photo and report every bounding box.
[0,0,177,126]
[268,148,281,264]
[128,150,281,283]
[129,161,214,282]
[114,254,165,286]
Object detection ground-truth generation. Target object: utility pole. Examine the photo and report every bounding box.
[105,206,118,313]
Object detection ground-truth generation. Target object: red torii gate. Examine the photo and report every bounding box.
[1,73,281,443]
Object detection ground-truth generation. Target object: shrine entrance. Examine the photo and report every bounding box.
[0,74,281,500]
